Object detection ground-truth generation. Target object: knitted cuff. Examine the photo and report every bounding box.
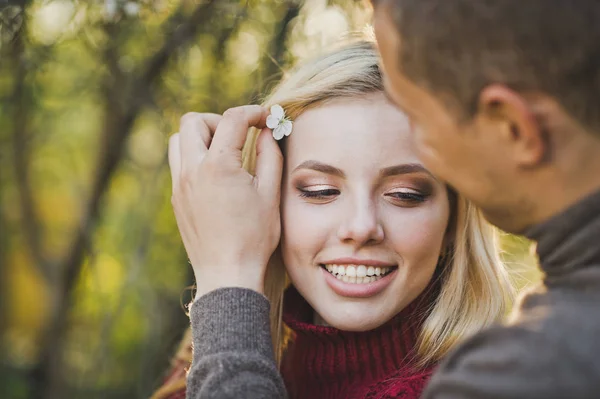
[190,287,275,359]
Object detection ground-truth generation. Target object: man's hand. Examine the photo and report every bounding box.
[168,105,283,299]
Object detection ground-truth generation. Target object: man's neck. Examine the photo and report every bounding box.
[532,158,600,228]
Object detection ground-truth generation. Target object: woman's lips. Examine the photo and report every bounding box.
[321,266,398,298]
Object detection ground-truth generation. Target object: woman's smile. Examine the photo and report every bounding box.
[320,264,399,298]
[317,257,399,297]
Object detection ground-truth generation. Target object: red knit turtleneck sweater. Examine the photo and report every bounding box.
[281,287,437,399]
[157,285,437,399]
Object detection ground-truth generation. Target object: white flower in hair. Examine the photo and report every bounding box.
[266,104,293,140]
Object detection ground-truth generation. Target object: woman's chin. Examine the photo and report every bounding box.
[316,309,394,332]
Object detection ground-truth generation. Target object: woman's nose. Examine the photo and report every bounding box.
[336,198,384,246]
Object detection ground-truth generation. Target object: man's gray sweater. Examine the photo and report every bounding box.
[186,189,600,399]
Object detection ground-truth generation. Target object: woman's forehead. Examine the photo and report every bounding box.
[284,96,419,170]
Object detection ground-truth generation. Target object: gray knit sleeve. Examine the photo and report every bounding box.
[421,321,599,399]
[186,287,287,399]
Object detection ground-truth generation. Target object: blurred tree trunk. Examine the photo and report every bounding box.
[1,4,40,397]
[3,0,37,345]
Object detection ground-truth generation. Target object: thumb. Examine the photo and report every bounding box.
[255,128,283,202]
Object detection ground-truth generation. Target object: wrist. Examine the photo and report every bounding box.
[194,283,265,301]
[193,269,265,301]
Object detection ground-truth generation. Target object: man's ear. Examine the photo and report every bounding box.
[478,84,547,168]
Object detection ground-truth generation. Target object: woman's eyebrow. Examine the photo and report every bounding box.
[379,163,434,179]
[292,160,345,178]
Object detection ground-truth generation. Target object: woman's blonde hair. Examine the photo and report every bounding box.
[247,39,514,366]
[152,39,514,398]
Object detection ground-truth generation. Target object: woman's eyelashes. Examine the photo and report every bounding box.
[384,190,428,204]
[297,186,340,200]
[296,185,430,205]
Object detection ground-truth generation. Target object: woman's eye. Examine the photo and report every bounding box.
[298,188,340,199]
[385,191,427,203]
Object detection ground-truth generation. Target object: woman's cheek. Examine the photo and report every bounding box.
[384,210,448,257]
[282,199,342,277]
[284,201,330,249]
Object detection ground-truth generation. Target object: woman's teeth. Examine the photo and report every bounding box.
[323,264,394,284]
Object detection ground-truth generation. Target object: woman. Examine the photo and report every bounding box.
[152,40,514,399]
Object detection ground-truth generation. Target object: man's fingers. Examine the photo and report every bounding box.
[255,128,283,201]
[179,112,222,164]
[210,105,269,157]
[168,133,181,191]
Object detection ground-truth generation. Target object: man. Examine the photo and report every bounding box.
[168,0,600,397]
[372,1,600,398]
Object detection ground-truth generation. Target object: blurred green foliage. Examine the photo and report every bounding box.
[0,1,540,398]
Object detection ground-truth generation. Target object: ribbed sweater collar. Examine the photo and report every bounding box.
[524,188,600,277]
[280,284,436,399]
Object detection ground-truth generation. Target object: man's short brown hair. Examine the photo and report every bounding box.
[376,0,600,132]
